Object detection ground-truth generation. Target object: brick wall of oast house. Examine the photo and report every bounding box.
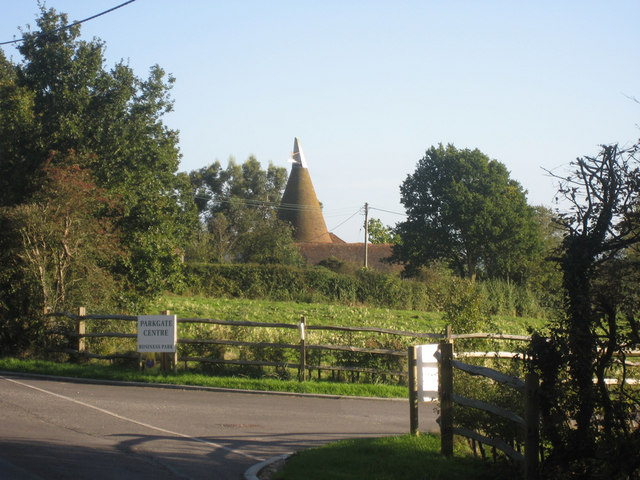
[296,242,402,274]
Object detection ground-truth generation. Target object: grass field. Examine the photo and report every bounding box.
[272,434,517,480]
[149,294,546,335]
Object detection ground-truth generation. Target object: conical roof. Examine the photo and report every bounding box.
[278,138,332,243]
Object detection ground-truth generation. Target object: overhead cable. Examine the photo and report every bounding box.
[1,0,137,46]
[328,208,364,233]
[194,194,357,215]
[369,206,406,217]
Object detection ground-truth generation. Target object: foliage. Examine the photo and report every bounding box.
[231,218,303,265]
[186,263,431,310]
[154,294,546,335]
[183,263,550,319]
[477,278,547,318]
[526,206,563,302]
[530,143,640,479]
[0,158,126,353]
[0,50,35,206]
[367,217,398,244]
[2,158,123,312]
[442,277,493,334]
[187,156,298,264]
[0,250,42,356]
[316,256,361,275]
[393,144,542,282]
[0,6,197,297]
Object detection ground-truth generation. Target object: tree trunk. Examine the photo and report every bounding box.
[563,239,597,457]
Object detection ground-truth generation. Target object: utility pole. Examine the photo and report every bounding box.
[364,202,369,268]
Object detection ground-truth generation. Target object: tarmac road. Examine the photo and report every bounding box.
[0,374,438,479]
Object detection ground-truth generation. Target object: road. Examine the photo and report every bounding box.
[0,374,438,479]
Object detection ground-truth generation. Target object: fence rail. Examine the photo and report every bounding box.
[434,339,539,480]
[45,309,445,382]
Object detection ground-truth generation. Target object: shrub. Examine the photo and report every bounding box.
[184,263,549,317]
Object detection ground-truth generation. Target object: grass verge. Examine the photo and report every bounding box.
[0,358,407,398]
[151,294,545,334]
[273,434,518,480]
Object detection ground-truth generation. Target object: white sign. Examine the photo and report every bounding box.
[416,344,439,402]
[137,315,177,352]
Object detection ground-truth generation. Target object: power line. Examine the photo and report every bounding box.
[369,206,406,217]
[328,208,364,233]
[195,195,328,213]
[0,0,137,46]
[193,194,361,216]
[300,207,362,243]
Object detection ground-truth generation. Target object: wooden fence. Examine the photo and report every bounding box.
[45,308,444,382]
[410,332,640,480]
[408,328,538,479]
[441,341,538,480]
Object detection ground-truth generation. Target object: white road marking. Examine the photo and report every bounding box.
[1,376,263,461]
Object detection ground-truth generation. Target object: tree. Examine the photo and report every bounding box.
[0,50,36,206]
[3,157,124,312]
[531,143,640,478]
[367,218,398,244]
[190,156,287,220]
[0,7,197,295]
[518,206,563,304]
[188,157,300,264]
[0,156,125,354]
[392,144,541,281]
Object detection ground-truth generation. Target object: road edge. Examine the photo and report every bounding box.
[244,454,290,480]
[0,370,408,402]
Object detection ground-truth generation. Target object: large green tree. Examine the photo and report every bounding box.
[188,157,301,265]
[393,144,541,281]
[0,7,197,295]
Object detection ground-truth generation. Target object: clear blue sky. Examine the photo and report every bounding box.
[2,1,639,242]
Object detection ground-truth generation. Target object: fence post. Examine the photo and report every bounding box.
[171,310,178,373]
[299,316,307,382]
[445,324,452,341]
[408,345,419,436]
[524,372,540,480]
[77,307,86,356]
[439,339,454,457]
[160,310,175,373]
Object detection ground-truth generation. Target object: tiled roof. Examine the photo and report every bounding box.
[296,242,402,273]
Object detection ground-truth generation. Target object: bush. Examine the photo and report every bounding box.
[184,263,550,317]
[442,277,493,334]
[185,263,431,310]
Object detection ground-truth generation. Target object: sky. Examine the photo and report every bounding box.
[1,1,639,242]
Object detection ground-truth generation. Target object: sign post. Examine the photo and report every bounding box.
[416,344,439,401]
[408,344,440,436]
[408,346,419,436]
[137,315,177,372]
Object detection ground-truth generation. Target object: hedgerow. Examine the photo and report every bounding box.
[183,263,549,317]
